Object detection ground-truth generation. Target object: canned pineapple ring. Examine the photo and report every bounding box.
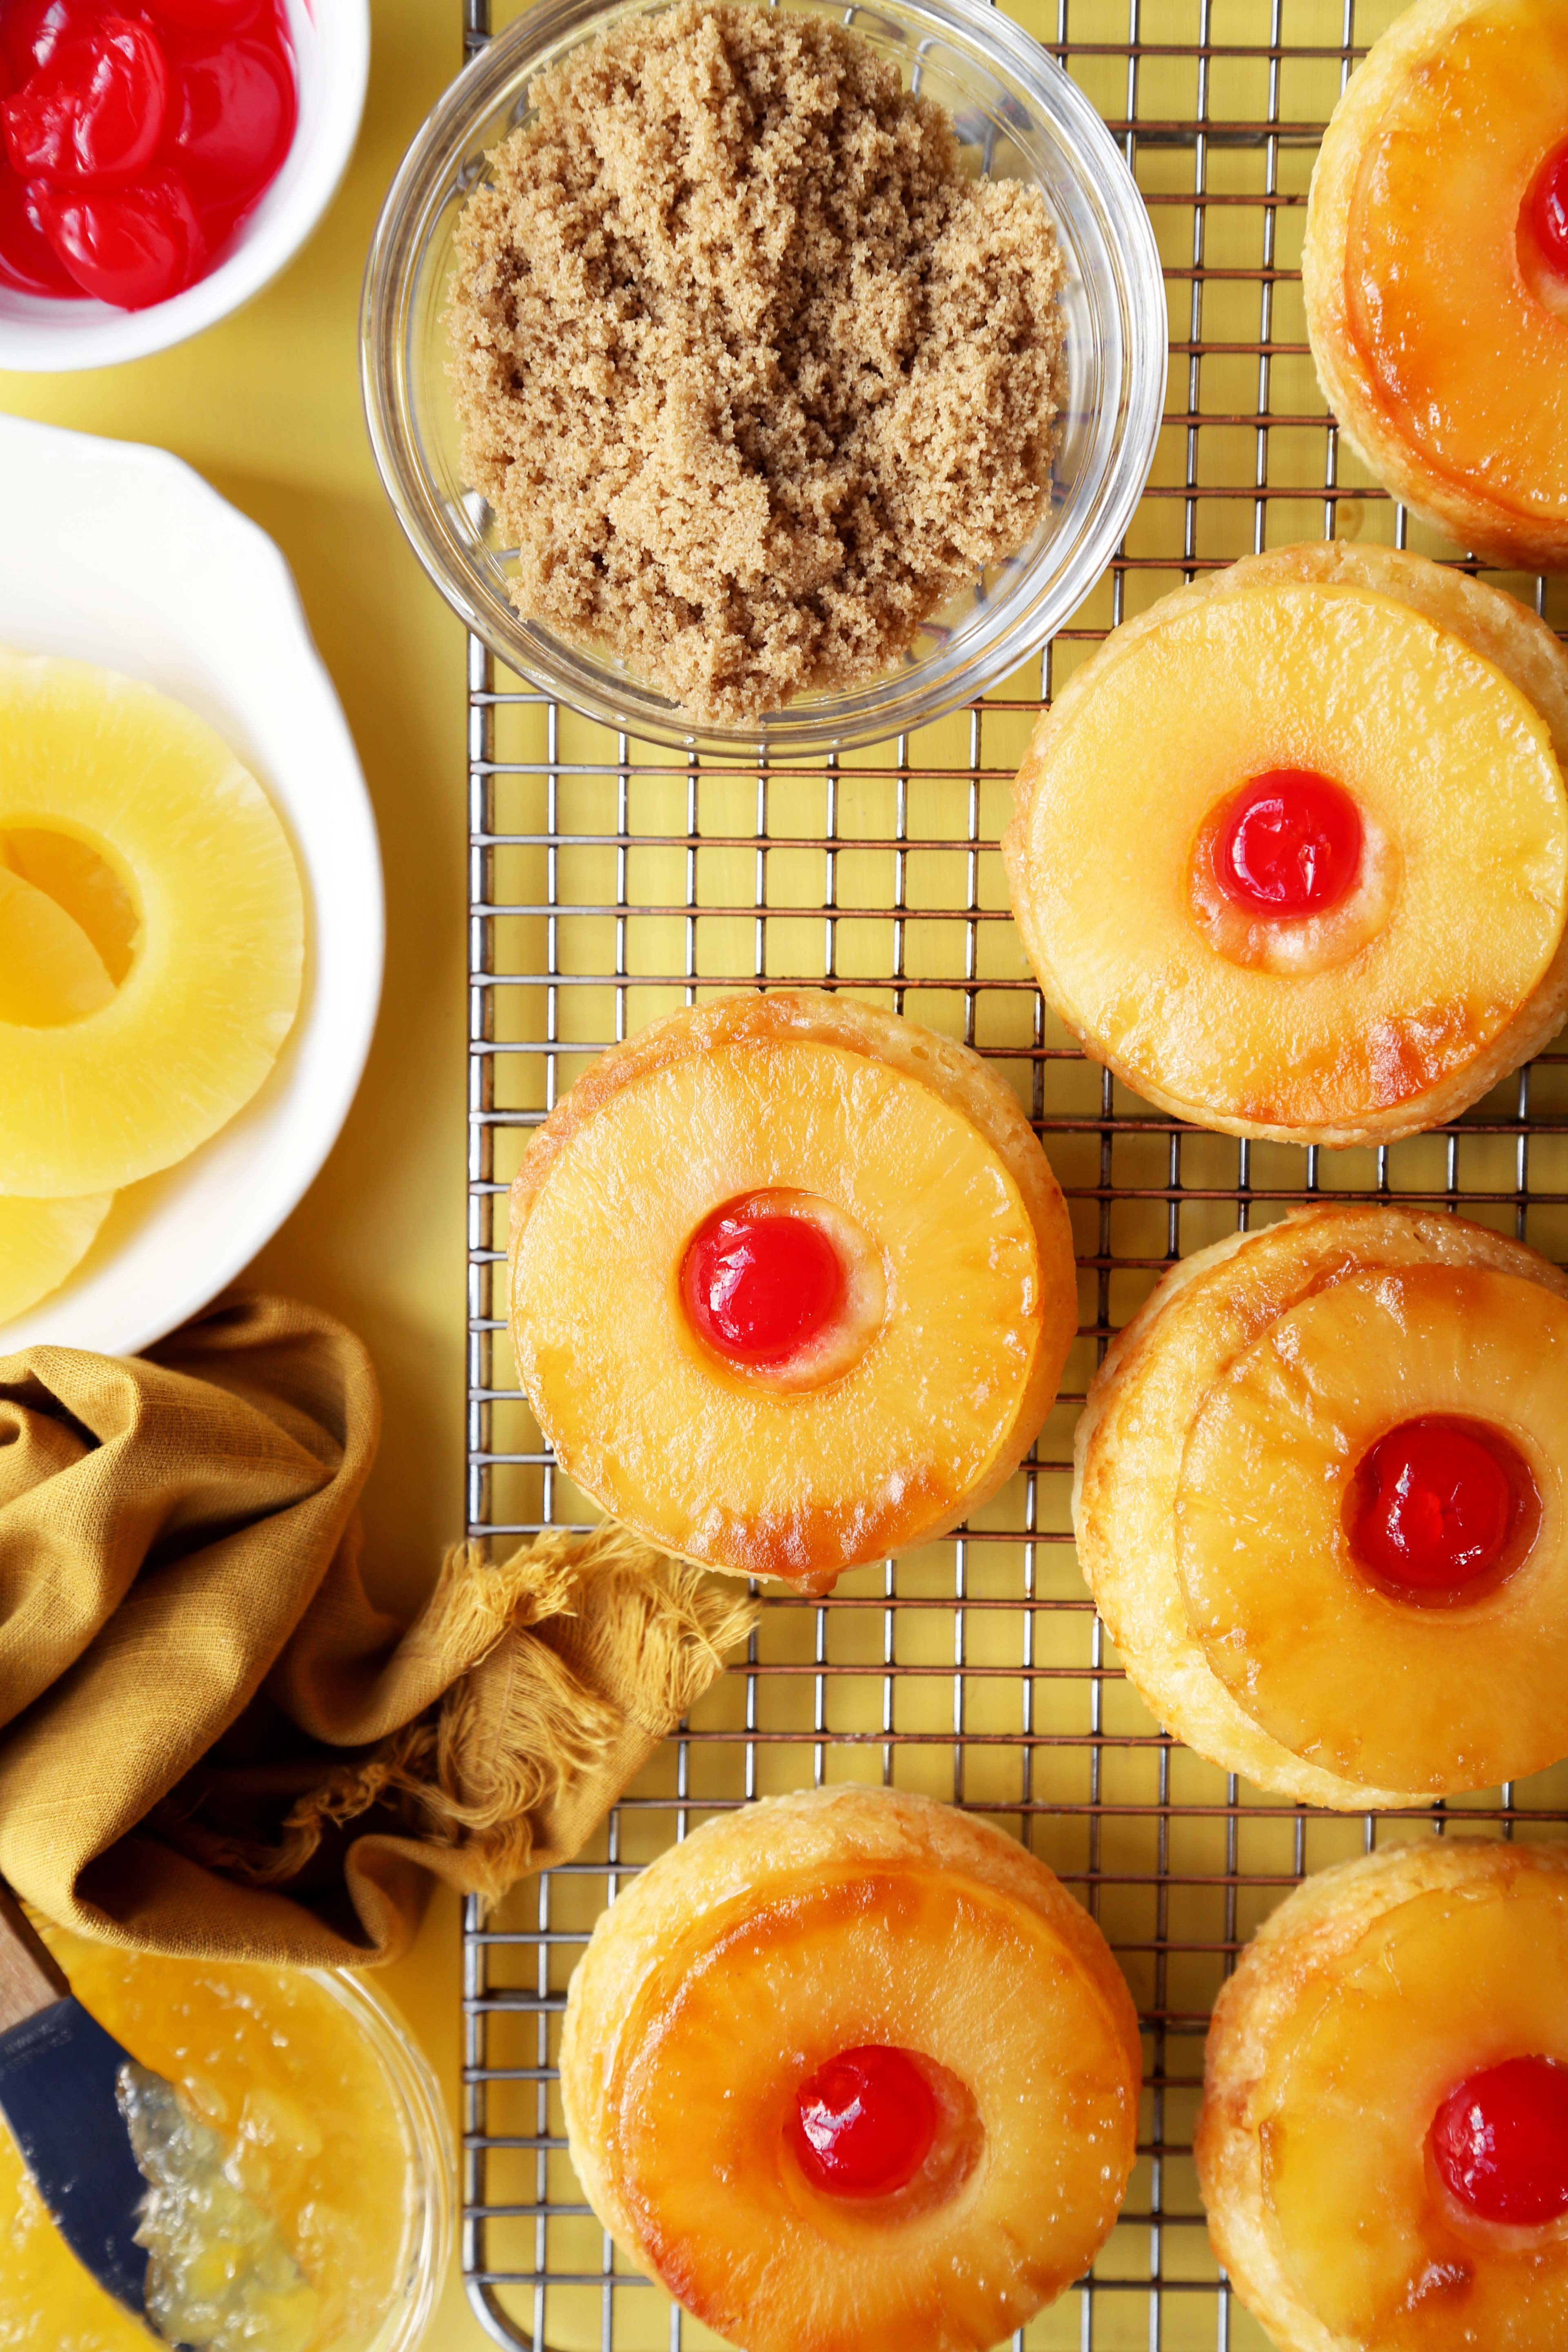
[0,653,304,1199]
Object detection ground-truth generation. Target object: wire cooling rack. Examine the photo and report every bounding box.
[457,1,1568,2345]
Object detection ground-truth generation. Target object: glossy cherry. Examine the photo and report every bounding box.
[0,0,93,85]
[0,160,74,285]
[792,2046,938,2199]
[2,17,166,181]
[1213,769,1363,918]
[1527,140,1568,280]
[146,0,262,36]
[0,0,293,308]
[170,33,290,204]
[1351,1416,1517,1594]
[1431,2056,1568,2227]
[682,1205,844,1365]
[33,165,200,304]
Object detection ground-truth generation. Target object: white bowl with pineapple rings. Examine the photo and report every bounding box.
[1004,543,1568,1147]
[0,416,381,1355]
[1075,1203,1568,1807]
[508,991,1079,1592]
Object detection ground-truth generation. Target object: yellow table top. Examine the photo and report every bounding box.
[0,3,487,2340]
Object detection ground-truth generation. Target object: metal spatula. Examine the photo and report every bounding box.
[0,1882,160,2325]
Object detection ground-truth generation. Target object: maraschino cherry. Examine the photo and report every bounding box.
[1431,2056,1568,2226]
[1350,1416,1518,1595]
[0,0,295,308]
[792,2045,938,2199]
[1213,770,1363,918]
[682,1202,844,1366]
[1527,139,1568,281]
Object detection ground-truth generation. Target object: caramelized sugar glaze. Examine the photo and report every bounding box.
[559,1787,1142,2352]
[1304,0,1568,570]
[1200,1842,1568,2352]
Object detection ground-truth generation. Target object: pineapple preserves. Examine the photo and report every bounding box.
[0,1927,420,2352]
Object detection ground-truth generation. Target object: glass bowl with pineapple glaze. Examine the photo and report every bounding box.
[361,0,1166,758]
[0,1929,452,2352]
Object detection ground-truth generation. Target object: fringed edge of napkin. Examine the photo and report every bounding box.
[170,1524,757,1901]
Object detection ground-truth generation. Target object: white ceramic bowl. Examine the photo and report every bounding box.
[0,414,383,1356]
[0,0,369,372]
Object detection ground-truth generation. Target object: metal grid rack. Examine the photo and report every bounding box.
[457,1,1568,2345]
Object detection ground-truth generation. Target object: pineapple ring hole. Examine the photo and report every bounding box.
[786,2045,982,2222]
[1345,1413,1542,1607]
[1521,138,1568,317]
[677,1189,887,1393]
[0,833,141,1025]
[1186,780,1397,979]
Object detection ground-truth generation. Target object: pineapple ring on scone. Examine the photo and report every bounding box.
[559,1786,1142,2352]
[508,992,1078,1591]
[1004,548,1568,1147]
[1198,1839,1568,2352]
[1303,0,1568,573]
[0,654,305,1198]
[1074,1203,1568,1807]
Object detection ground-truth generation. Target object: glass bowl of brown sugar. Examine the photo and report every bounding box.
[362,0,1165,758]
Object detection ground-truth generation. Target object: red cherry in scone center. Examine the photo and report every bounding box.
[1526,139,1568,281]
[1212,770,1363,918]
[1350,1416,1523,1595]
[1431,2057,1568,2227]
[682,1203,845,1365]
[792,2046,938,2199]
[1,16,167,181]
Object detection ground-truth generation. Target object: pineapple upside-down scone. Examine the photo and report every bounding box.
[1004,543,1568,1146]
[1303,0,1568,573]
[508,992,1078,1592]
[559,1786,1143,2352]
[1074,1202,1568,1808]
[1199,1840,1568,2352]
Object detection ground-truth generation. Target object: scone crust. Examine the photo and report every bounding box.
[1073,1203,1568,1807]
[1301,0,1568,573]
[509,992,1080,1570]
[1196,1839,1568,2352]
[559,1785,1142,2272]
[1005,546,1568,1145]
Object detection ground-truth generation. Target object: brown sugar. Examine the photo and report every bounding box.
[448,0,1068,726]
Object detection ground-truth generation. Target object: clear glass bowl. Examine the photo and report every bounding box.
[361,0,1166,757]
[311,1971,454,2352]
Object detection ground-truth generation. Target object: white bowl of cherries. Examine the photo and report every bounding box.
[0,0,366,368]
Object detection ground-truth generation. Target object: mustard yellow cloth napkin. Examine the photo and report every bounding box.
[0,1294,755,1967]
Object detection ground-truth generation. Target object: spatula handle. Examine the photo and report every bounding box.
[0,1884,69,2035]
